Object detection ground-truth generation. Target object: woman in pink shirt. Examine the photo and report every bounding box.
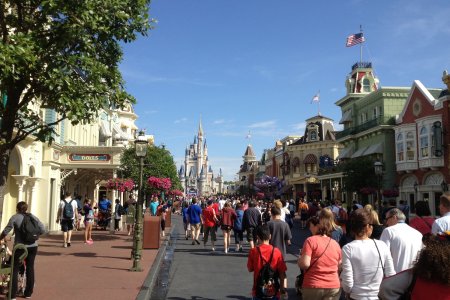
[409,201,435,235]
[298,215,342,299]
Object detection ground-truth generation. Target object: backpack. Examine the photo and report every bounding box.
[337,207,348,222]
[63,200,75,219]
[20,213,41,244]
[118,205,127,216]
[256,246,280,299]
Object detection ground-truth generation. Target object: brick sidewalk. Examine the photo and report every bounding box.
[0,228,164,300]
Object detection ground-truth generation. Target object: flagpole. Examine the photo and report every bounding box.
[318,90,321,116]
[360,25,363,63]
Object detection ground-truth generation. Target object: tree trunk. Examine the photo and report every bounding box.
[0,148,11,225]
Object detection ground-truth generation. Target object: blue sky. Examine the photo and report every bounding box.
[120,0,450,181]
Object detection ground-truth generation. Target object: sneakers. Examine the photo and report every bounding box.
[192,241,195,245]
[63,242,67,248]
[195,240,200,245]
[85,240,93,245]
[67,242,71,247]
[211,247,215,252]
[224,249,228,254]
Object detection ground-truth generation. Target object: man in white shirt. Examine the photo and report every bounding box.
[380,208,422,273]
[218,197,226,211]
[56,192,79,248]
[432,192,450,235]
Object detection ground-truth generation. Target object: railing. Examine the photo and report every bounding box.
[352,62,372,71]
[336,116,395,139]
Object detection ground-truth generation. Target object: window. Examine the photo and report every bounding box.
[363,78,371,92]
[373,107,378,119]
[406,132,415,160]
[310,130,317,141]
[420,127,429,158]
[396,133,404,162]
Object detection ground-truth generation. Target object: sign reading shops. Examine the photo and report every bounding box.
[69,154,111,162]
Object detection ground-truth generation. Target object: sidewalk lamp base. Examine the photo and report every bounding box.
[129,266,143,272]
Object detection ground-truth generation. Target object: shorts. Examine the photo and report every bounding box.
[60,219,74,232]
[183,222,191,231]
[221,225,232,231]
[84,218,94,226]
[190,223,201,231]
[246,227,257,242]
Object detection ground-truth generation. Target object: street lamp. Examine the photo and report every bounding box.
[374,161,383,214]
[130,130,148,272]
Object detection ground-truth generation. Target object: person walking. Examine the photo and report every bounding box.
[187,198,202,245]
[298,199,309,229]
[409,201,434,235]
[341,208,395,299]
[181,202,191,240]
[298,215,342,299]
[83,198,95,244]
[113,199,122,232]
[267,206,291,260]
[125,195,137,236]
[56,192,79,247]
[233,202,245,252]
[243,200,262,249]
[0,201,45,299]
[247,224,287,300]
[431,192,450,235]
[381,208,423,273]
[202,200,219,252]
[220,201,237,254]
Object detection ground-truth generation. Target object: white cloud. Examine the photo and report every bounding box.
[291,122,306,133]
[248,120,276,129]
[213,119,225,124]
[174,118,188,124]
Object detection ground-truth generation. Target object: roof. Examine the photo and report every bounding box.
[244,144,255,157]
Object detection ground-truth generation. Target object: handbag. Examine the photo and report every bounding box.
[296,237,332,297]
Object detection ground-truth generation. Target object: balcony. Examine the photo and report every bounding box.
[335,116,395,140]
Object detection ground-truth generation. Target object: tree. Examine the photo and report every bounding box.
[119,145,182,193]
[0,0,154,221]
[342,157,378,194]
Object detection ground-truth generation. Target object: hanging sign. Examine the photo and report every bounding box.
[69,154,111,162]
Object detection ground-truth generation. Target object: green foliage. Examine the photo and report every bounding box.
[0,0,154,149]
[120,145,182,192]
[342,157,378,193]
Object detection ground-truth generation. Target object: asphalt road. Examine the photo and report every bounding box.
[151,214,310,300]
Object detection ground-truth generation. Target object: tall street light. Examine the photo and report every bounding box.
[130,131,148,272]
[374,161,383,215]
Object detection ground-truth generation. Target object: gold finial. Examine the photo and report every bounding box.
[443,70,450,90]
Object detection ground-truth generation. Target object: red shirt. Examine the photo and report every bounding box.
[202,206,216,227]
[220,207,237,226]
[302,235,341,289]
[212,202,220,215]
[409,216,435,235]
[412,277,450,300]
[247,244,287,297]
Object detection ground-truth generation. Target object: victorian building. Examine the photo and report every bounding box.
[394,72,448,216]
[179,120,223,196]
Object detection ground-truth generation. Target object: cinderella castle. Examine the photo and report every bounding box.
[178,120,223,196]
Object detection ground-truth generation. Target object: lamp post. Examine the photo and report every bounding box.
[130,131,148,272]
[374,161,383,214]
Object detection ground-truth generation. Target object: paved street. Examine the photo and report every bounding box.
[152,214,310,300]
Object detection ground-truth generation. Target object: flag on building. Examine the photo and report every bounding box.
[311,92,320,103]
[346,33,365,47]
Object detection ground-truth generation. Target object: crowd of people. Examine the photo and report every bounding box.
[177,193,450,300]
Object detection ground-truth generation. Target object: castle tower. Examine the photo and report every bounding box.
[178,165,186,193]
[345,62,379,95]
[217,168,224,194]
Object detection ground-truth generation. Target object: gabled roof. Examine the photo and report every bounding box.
[244,144,255,157]
[396,80,437,124]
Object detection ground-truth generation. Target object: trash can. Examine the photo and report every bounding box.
[143,215,160,249]
[165,210,172,228]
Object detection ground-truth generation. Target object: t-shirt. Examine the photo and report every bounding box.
[187,204,202,224]
[409,216,435,235]
[59,198,79,220]
[98,199,111,211]
[302,235,342,289]
[431,212,450,235]
[380,223,423,273]
[220,207,237,227]
[182,207,189,223]
[247,244,287,297]
[243,207,262,229]
[268,219,292,259]
[234,209,244,230]
[202,206,216,227]
[149,201,159,216]
[341,239,395,299]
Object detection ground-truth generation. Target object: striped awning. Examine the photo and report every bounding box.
[339,110,352,124]
[303,154,317,164]
[363,143,383,156]
[351,146,369,158]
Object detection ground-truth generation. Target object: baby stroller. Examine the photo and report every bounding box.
[97,210,111,230]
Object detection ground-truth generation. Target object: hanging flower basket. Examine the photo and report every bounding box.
[106,178,135,192]
[256,192,265,200]
[169,189,184,197]
[147,176,172,191]
[382,189,399,198]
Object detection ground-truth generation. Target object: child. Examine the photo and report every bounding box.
[83,199,95,244]
[247,224,287,300]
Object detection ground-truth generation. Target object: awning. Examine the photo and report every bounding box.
[363,143,383,156]
[337,147,353,160]
[99,120,112,138]
[112,122,131,140]
[303,154,317,164]
[339,110,352,124]
[351,146,369,158]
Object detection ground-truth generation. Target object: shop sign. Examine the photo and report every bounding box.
[69,154,111,162]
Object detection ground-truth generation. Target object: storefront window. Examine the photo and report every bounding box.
[406,132,415,160]
[396,133,404,161]
[420,127,429,158]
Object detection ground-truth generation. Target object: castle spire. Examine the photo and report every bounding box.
[198,116,203,137]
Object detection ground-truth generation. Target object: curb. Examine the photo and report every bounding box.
[136,224,176,300]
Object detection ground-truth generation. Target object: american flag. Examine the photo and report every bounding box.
[311,92,320,103]
[346,33,365,47]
